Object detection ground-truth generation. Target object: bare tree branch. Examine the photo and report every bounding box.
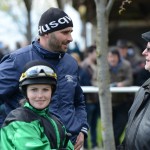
[119,0,132,15]
[106,0,115,16]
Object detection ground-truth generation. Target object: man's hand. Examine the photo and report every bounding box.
[74,132,84,150]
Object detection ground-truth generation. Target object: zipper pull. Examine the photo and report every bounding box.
[59,54,61,59]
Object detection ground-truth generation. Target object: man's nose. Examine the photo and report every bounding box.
[142,48,147,55]
[68,34,73,42]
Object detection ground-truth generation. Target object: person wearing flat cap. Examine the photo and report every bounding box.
[0,7,89,150]
[117,31,150,150]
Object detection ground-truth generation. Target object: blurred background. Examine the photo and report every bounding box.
[0,0,150,52]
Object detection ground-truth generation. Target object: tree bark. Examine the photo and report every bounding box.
[24,0,32,43]
[94,0,116,149]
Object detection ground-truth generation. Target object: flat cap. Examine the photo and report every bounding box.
[142,31,150,42]
[116,39,128,48]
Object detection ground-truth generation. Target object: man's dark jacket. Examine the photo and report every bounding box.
[125,78,150,149]
[0,40,89,143]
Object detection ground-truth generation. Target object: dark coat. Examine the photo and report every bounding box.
[125,78,150,150]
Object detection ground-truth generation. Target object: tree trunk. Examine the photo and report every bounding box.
[95,0,116,149]
[24,0,32,43]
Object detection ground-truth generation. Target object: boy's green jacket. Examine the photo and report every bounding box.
[0,102,74,150]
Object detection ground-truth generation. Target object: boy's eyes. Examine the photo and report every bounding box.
[31,88,37,91]
[30,88,50,91]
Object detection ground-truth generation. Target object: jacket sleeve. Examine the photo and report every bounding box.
[0,54,21,101]
[74,81,89,136]
[0,120,51,150]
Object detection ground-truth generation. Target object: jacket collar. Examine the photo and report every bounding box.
[24,102,49,116]
[32,40,65,59]
[142,78,150,87]
[142,78,150,93]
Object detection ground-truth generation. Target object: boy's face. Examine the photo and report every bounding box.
[27,84,52,109]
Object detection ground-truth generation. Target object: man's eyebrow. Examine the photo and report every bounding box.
[61,29,73,33]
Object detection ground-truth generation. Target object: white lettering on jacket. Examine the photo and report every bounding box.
[38,16,72,34]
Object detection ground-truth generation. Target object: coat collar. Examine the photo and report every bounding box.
[142,78,150,88]
[32,40,65,59]
[24,102,49,116]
